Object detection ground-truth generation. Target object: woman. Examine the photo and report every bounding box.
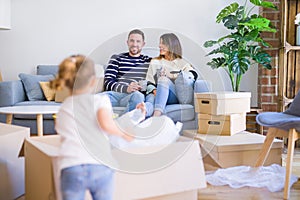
[146,33,197,116]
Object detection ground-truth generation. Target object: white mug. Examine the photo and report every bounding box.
[138,80,147,91]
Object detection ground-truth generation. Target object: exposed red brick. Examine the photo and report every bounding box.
[265,49,279,57]
[271,77,277,85]
[261,32,275,39]
[261,86,276,93]
[261,104,278,112]
[259,77,270,85]
[273,95,279,103]
[274,31,280,39]
[261,95,272,102]
[261,68,277,76]
[265,40,280,48]
[258,0,280,111]
[262,12,280,21]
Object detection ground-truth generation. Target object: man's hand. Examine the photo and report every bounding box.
[127,82,142,93]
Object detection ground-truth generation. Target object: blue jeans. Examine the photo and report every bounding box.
[154,77,178,113]
[103,91,154,117]
[61,164,114,200]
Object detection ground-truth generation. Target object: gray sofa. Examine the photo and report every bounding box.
[0,65,210,135]
[0,65,60,134]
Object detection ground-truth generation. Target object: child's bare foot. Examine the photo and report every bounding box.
[153,110,162,117]
[122,133,134,142]
[136,102,146,117]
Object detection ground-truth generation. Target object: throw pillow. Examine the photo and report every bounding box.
[175,71,195,104]
[55,86,70,103]
[39,81,56,101]
[19,73,55,101]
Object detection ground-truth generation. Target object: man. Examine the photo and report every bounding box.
[104,29,154,116]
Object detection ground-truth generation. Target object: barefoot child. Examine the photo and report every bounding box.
[51,55,141,200]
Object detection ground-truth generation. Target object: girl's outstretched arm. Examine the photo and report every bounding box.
[97,108,133,141]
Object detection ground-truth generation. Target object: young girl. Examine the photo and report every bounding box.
[51,55,143,200]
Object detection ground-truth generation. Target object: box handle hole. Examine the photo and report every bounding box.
[208,121,220,125]
[201,100,210,104]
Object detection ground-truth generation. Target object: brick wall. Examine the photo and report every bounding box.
[259,0,281,112]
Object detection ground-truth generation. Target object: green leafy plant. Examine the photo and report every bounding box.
[204,0,277,91]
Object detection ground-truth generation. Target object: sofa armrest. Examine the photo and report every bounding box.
[194,80,212,93]
[0,80,27,107]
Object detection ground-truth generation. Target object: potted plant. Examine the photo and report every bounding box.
[204,0,277,92]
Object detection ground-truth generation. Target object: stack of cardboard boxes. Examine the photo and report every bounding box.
[183,92,283,170]
[194,91,251,136]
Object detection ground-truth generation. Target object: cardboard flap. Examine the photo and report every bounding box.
[201,146,222,170]
[0,123,30,136]
[18,142,25,157]
[186,131,283,152]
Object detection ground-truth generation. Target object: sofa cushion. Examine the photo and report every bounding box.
[165,104,195,122]
[175,71,195,104]
[40,81,56,101]
[19,73,55,101]
[0,80,27,106]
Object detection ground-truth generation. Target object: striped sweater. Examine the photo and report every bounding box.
[104,52,151,93]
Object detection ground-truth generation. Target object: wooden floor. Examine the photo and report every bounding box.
[16,154,300,200]
[198,179,300,200]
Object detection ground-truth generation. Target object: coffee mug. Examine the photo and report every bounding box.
[138,80,147,91]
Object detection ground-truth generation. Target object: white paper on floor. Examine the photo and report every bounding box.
[206,164,298,192]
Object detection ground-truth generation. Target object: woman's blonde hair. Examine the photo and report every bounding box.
[50,55,95,91]
[157,33,182,60]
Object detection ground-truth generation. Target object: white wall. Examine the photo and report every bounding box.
[0,0,258,106]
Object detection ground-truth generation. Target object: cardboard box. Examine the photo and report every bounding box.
[198,113,246,136]
[21,135,206,200]
[0,123,29,200]
[183,130,283,171]
[194,92,251,115]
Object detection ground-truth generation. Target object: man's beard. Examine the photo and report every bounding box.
[129,47,141,56]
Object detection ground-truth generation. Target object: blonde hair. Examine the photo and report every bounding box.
[157,33,182,60]
[51,55,95,92]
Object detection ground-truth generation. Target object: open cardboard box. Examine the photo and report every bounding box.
[0,123,30,200]
[20,135,206,200]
